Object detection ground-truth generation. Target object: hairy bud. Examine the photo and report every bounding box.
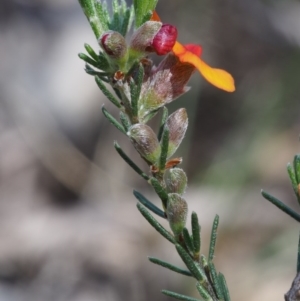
[166,108,188,158]
[99,31,127,59]
[128,124,161,164]
[167,193,188,237]
[166,168,188,195]
[129,21,162,55]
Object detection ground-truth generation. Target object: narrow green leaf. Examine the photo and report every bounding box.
[94,1,109,31]
[195,283,213,301]
[297,231,300,273]
[182,228,194,256]
[130,64,144,117]
[130,79,138,117]
[114,142,150,180]
[113,88,122,100]
[162,290,202,301]
[208,262,222,300]
[78,0,105,38]
[133,0,158,28]
[261,190,300,222]
[95,77,121,108]
[120,8,132,36]
[158,107,168,141]
[149,177,169,209]
[137,203,175,244]
[294,155,300,183]
[191,212,201,256]
[111,0,121,32]
[133,190,166,219]
[119,112,131,132]
[142,108,160,123]
[98,53,110,71]
[78,53,100,68]
[287,162,300,204]
[135,63,144,103]
[175,244,207,283]
[102,106,126,134]
[218,273,231,301]
[84,43,99,61]
[208,215,219,262]
[85,64,108,78]
[159,126,169,171]
[149,257,192,276]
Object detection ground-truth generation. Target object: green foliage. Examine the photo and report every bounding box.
[137,203,176,244]
[79,0,133,38]
[78,0,107,38]
[149,257,193,277]
[129,63,144,118]
[119,112,131,132]
[114,142,150,180]
[102,106,126,134]
[208,215,219,262]
[149,177,169,209]
[158,126,169,171]
[133,0,158,28]
[175,244,207,283]
[133,190,166,218]
[261,190,300,222]
[162,290,202,301]
[96,77,121,108]
[191,212,201,257]
[158,107,168,141]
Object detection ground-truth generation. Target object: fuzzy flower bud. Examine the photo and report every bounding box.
[167,193,188,237]
[129,21,162,55]
[99,31,127,59]
[129,21,177,57]
[165,108,188,158]
[165,168,188,195]
[128,124,161,164]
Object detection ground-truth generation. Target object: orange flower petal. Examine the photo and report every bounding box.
[151,11,161,22]
[173,42,235,92]
[184,44,202,57]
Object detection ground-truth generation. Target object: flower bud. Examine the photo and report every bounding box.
[128,124,161,164]
[151,24,177,55]
[166,108,188,158]
[139,55,194,120]
[99,31,127,59]
[165,168,187,195]
[129,21,162,54]
[167,193,188,237]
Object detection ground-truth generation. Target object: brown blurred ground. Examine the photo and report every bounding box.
[0,0,300,300]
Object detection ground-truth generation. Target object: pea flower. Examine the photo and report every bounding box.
[151,12,235,92]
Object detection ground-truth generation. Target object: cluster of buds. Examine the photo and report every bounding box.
[97,18,191,237]
[79,4,235,240]
[79,2,235,301]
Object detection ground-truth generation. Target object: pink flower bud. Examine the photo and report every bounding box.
[151,24,177,55]
[99,31,127,59]
[129,21,162,55]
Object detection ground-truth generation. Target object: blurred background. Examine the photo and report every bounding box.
[0,0,300,300]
